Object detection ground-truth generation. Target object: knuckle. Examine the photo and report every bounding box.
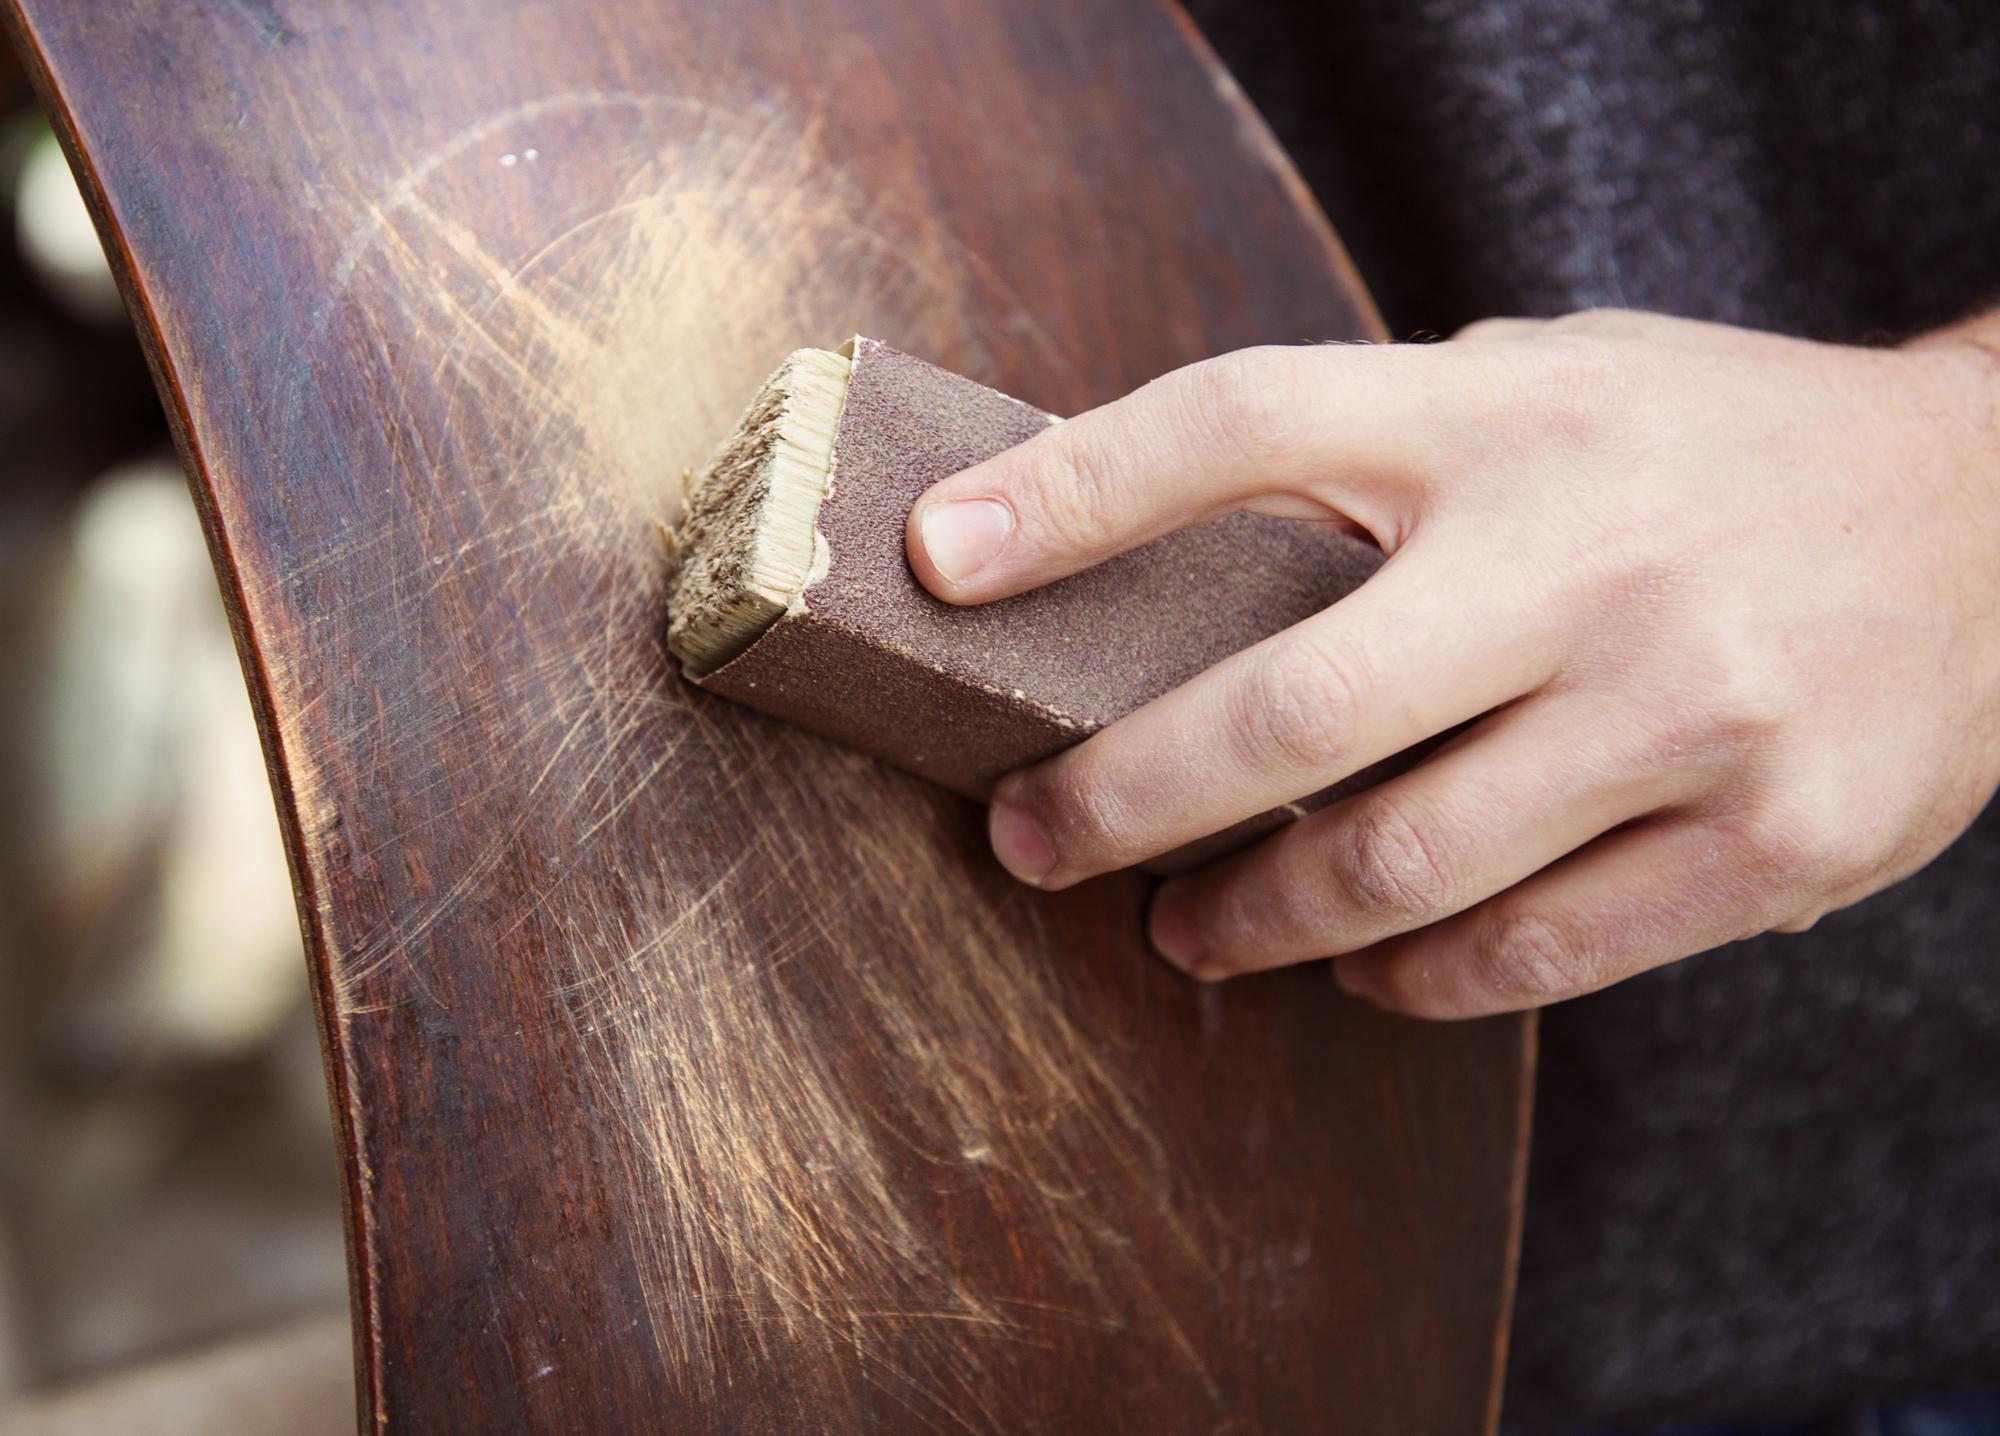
[1625,624,1794,765]
[1228,639,1363,776]
[1719,798,1859,896]
[1178,347,1301,461]
[1452,316,1525,343]
[1694,640,1792,749]
[1622,694,1710,773]
[1032,750,1132,859]
[1550,306,1635,334]
[1714,808,1803,883]
[1336,799,1456,920]
[1505,335,1636,451]
[1773,905,1828,935]
[1036,423,1127,556]
[1470,910,1593,1007]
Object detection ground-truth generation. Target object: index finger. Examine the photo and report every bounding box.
[904,342,1469,604]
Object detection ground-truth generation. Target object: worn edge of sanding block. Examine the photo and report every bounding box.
[665,344,855,676]
[664,337,1397,870]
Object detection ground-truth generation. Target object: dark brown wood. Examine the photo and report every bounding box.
[6,2,1534,1430]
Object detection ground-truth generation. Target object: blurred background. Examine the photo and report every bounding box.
[0,53,349,1426]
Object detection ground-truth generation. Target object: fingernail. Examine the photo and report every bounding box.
[1148,880,1206,972]
[989,799,1056,885]
[919,497,1012,584]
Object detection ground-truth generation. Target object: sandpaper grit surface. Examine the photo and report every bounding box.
[698,338,1383,797]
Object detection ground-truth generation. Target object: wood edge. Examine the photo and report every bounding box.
[1161,6,1534,1421]
[1483,1009,1539,1434]
[1157,0,1391,344]
[0,10,380,1433]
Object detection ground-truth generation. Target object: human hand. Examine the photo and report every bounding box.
[904,310,2000,1017]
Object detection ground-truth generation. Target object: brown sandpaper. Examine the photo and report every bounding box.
[691,338,1387,862]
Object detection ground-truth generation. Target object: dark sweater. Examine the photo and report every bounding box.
[1182,1,2000,1425]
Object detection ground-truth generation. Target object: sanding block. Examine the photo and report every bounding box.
[666,338,1385,855]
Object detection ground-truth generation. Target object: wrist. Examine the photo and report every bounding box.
[1892,322,2000,786]
[1896,326,2000,489]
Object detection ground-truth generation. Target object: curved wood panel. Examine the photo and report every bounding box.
[7,2,1533,1430]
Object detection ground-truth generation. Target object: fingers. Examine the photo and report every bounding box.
[987,536,1557,887]
[1329,815,1780,1018]
[906,343,1469,604]
[1143,690,1692,978]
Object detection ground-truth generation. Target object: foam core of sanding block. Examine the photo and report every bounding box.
[664,337,1389,852]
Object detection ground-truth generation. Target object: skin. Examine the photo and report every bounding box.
[904,309,2000,1019]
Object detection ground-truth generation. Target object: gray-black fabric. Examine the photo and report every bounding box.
[1181,0,2000,1426]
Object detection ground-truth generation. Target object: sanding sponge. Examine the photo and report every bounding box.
[666,338,1384,838]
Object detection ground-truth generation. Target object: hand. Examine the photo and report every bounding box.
[903,310,2000,1017]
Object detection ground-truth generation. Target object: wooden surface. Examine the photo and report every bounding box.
[7,2,1534,1430]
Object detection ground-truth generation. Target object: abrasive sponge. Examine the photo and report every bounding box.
[666,337,1384,849]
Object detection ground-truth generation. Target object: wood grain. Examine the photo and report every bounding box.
[5,2,1534,1430]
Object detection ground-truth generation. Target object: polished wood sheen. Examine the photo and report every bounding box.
[6,2,1534,1430]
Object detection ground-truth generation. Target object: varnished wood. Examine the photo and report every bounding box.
[6,2,1534,1430]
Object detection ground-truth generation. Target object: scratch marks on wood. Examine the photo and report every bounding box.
[313,87,1080,518]
[270,81,1230,1424]
[524,718,1229,1419]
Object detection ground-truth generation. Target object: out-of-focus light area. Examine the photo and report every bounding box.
[0,68,348,1431]
[16,128,120,323]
